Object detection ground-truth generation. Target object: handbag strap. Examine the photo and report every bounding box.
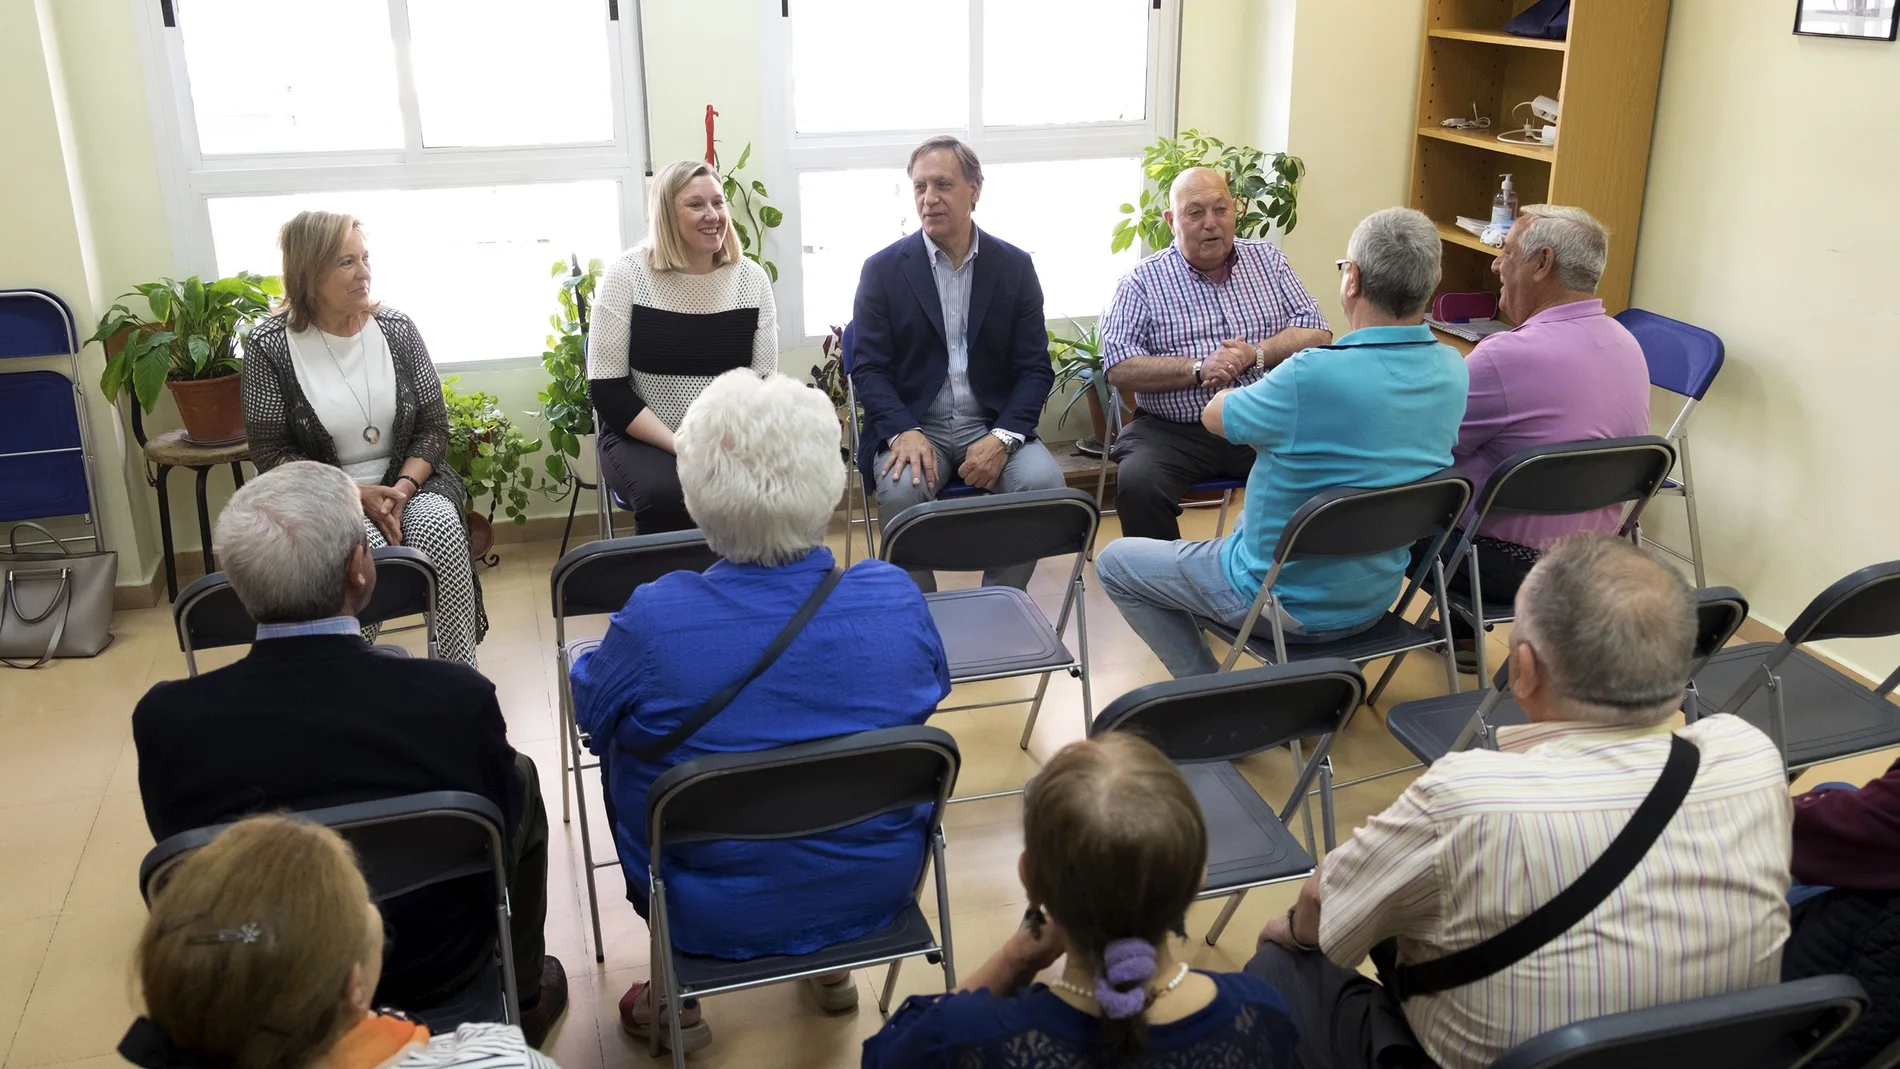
[630,567,845,762]
[1,567,72,670]
[7,522,70,556]
[1373,734,1701,1001]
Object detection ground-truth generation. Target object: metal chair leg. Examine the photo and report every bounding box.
[570,712,606,962]
[1019,671,1055,751]
[155,463,179,602]
[1679,434,1707,589]
[1320,757,1337,853]
[1205,889,1246,945]
[879,959,903,1015]
[1290,739,1317,855]
[1214,489,1234,538]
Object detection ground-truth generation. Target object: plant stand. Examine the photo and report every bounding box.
[133,405,248,602]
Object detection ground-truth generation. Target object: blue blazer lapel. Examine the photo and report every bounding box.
[898,233,947,346]
[966,226,1001,343]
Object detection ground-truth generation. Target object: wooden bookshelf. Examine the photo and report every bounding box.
[1409,0,1670,319]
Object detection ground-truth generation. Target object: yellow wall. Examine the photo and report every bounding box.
[1629,0,1900,678]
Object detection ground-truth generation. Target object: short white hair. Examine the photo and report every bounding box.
[1515,204,1610,292]
[676,370,844,566]
[215,461,365,623]
[1346,207,1442,318]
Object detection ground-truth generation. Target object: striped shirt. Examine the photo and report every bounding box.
[1319,714,1792,1069]
[395,1022,558,1069]
[1099,239,1328,423]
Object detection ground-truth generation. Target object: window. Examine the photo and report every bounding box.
[761,0,1180,339]
[139,0,645,365]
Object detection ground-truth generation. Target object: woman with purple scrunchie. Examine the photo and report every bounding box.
[861,734,1299,1068]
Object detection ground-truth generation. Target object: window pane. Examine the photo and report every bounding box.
[207,183,623,363]
[791,0,968,135]
[407,0,614,147]
[796,158,1139,336]
[984,0,1148,126]
[179,0,403,154]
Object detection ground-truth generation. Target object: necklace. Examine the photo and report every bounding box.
[1046,962,1191,1004]
[316,322,382,445]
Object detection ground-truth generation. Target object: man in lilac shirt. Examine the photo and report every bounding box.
[1417,204,1650,668]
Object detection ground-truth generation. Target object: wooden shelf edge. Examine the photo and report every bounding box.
[1427,27,1567,51]
[1432,220,1502,256]
[1417,124,1556,162]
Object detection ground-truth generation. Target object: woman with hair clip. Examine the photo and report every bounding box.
[861,733,1298,1067]
[119,814,560,1069]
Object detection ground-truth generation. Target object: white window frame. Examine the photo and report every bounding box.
[756,0,1182,345]
[129,0,651,370]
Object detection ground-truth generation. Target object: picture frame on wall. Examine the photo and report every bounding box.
[1794,0,1899,40]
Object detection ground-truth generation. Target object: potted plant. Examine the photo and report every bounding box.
[705,105,785,281]
[533,255,602,494]
[91,272,281,443]
[809,323,854,462]
[441,376,544,557]
[1048,319,1118,456]
[1111,130,1306,254]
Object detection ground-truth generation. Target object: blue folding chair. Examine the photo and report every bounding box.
[839,323,989,563]
[1615,308,1724,588]
[0,290,105,552]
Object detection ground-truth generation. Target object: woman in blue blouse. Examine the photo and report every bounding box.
[571,370,950,1054]
[863,733,1299,1068]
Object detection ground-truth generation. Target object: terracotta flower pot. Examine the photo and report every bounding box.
[466,511,494,559]
[167,373,246,444]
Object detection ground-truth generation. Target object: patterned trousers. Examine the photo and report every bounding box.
[362,490,481,668]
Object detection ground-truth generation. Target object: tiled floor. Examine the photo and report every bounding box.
[1,506,1893,1069]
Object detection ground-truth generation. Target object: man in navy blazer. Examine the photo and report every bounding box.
[850,135,1064,591]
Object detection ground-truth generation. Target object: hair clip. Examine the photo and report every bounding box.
[187,923,262,945]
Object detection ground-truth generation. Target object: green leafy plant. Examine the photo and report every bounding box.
[809,323,849,411]
[441,376,544,525]
[715,142,785,283]
[1111,130,1306,255]
[532,255,603,493]
[90,272,282,413]
[1046,319,1111,425]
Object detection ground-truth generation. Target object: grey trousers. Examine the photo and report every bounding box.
[1245,944,1433,1069]
[873,436,1066,592]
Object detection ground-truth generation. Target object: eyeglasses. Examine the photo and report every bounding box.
[1334,258,1352,272]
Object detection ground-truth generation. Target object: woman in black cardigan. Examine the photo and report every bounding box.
[241,211,482,666]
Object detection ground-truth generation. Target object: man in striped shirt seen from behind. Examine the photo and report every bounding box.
[1249,533,1792,1069]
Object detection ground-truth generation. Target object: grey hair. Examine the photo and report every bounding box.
[676,370,846,566]
[907,135,984,188]
[1345,208,1443,318]
[214,461,366,623]
[1511,533,1696,727]
[1515,204,1610,292]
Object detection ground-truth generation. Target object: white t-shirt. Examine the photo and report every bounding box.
[286,319,397,484]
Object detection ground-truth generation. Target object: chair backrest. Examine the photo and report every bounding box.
[140,790,508,907]
[839,322,857,374]
[0,288,79,360]
[646,725,958,850]
[1472,436,1677,524]
[1487,974,1868,1069]
[1274,470,1472,564]
[1782,560,1900,646]
[1486,585,1750,695]
[550,529,721,621]
[359,545,438,629]
[175,546,443,656]
[880,488,1099,574]
[1092,659,1365,764]
[1614,308,1725,401]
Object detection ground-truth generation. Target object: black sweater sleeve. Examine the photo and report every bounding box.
[589,376,646,435]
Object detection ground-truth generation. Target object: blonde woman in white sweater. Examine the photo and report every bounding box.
[587,160,780,533]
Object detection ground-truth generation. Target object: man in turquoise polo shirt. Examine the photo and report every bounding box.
[1097,207,1468,677]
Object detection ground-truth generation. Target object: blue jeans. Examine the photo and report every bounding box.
[1096,537,1372,678]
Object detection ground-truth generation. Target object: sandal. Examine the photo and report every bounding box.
[618,980,712,1053]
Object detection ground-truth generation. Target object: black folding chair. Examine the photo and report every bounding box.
[1385,586,1749,765]
[138,791,518,1033]
[173,545,440,675]
[1091,659,1365,944]
[1487,974,1868,1069]
[548,529,721,962]
[879,489,1101,769]
[1424,436,1677,684]
[1200,472,1472,706]
[1697,560,1900,774]
[644,725,959,1068]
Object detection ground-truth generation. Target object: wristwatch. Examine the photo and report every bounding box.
[1192,356,1206,386]
[989,428,1024,456]
[1252,343,1267,372]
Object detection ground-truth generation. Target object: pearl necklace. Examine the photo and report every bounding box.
[1046,962,1191,1004]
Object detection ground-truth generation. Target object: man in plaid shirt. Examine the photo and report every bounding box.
[1100,167,1332,541]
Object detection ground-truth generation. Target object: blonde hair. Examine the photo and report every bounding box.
[276,212,377,332]
[137,815,377,1069]
[643,161,742,272]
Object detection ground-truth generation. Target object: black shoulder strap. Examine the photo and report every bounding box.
[630,567,845,762]
[1373,733,1702,1001]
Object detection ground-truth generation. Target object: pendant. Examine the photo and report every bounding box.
[364,425,381,445]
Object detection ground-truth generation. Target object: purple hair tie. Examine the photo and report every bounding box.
[1094,938,1157,1020]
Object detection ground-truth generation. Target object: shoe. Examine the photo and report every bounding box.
[808,971,859,1012]
[1452,640,1479,676]
[619,980,713,1053]
[519,956,569,1050]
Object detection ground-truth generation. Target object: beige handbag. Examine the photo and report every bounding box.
[1,522,116,668]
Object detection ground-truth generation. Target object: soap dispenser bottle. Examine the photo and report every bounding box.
[1491,174,1518,231]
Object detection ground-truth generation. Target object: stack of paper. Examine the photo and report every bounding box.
[1426,316,1512,343]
